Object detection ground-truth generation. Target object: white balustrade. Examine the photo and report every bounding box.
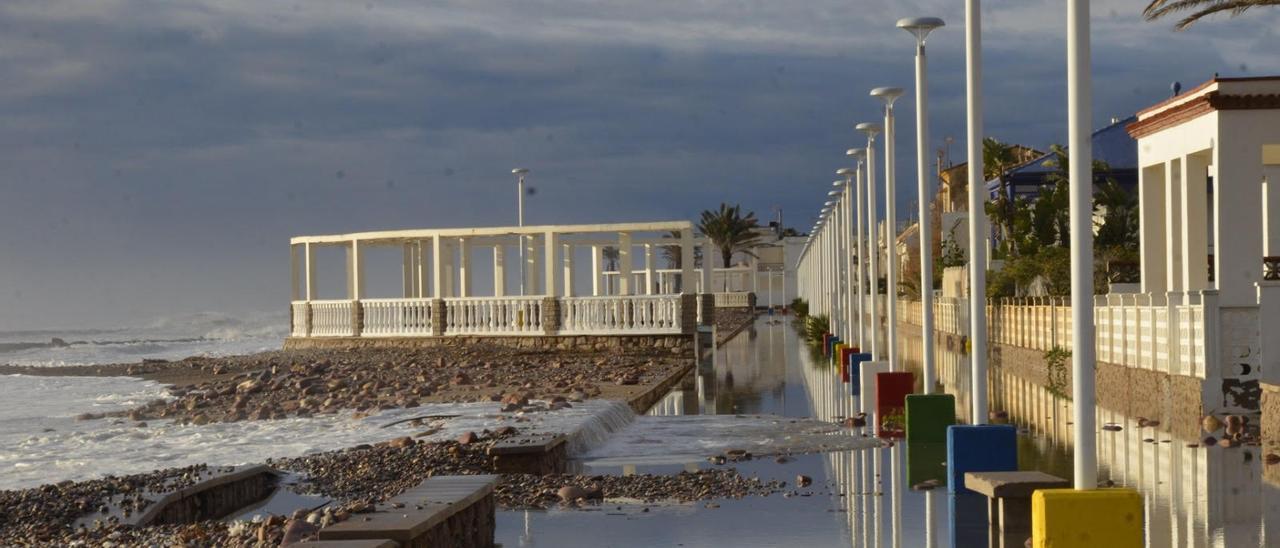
[310,300,354,337]
[362,298,433,336]
[713,292,751,308]
[444,297,543,335]
[291,301,309,337]
[560,295,683,335]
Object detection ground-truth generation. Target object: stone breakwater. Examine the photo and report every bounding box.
[10,345,690,425]
[0,430,787,546]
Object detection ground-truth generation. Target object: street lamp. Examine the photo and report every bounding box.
[964,0,990,426]
[856,122,882,360]
[512,168,529,295]
[869,87,903,372]
[898,16,944,394]
[841,152,865,351]
[1067,0,1096,490]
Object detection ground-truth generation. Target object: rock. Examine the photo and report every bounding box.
[1218,438,1239,448]
[75,413,100,421]
[1265,453,1280,465]
[456,431,478,445]
[1202,415,1223,433]
[557,485,589,502]
[279,518,319,545]
[796,475,813,488]
[451,373,471,385]
[1202,436,1217,446]
[842,416,867,428]
[388,436,415,449]
[1101,424,1122,432]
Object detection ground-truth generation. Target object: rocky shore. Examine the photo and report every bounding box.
[0,345,690,425]
[0,430,788,546]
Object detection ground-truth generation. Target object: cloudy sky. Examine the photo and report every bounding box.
[1,0,1277,330]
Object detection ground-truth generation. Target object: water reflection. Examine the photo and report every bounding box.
[498,317,1280,547]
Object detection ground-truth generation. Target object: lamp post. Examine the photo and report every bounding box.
[512,168,529,296]
[837,167,857,349]
[870,87,904,371]
[828,189,845,339]
[1067,0,1096,490]
[898,16,944,394]
[856,123,882,360]
[843,150,867,350]
[965,0,989,425]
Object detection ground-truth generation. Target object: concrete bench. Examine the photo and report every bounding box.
[318,475,499,548]
[963,471,1070,534]
[487,433,567,475]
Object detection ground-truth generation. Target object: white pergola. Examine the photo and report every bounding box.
[287,221,736,338]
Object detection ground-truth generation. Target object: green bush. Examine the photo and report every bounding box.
[791,297,809,318]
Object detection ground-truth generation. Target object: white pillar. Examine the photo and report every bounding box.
[494,244,507,297]
[1266,166,1280,257]
[291,244,302,301]
[544,231,559,297]
[855,161,867,349]
[432,235,443,298]
[966,0,988,424]
[591,245,602,296]
[701,239,713,294]
[1140,163,1169,293]
[913,29,937,394]
[402,243,414,298]
[1181,153,1210,291]
[867,134,880,360]
[618,232,633,295]
[563,243,575,296]
[347,240,363,300]
[1165,159,1184,292]
[644,244,654,295]
[1067,0,1097,489]
[881,95,901,372]
[304,242,315,301]
[441,241,455,298]
[681,230,695,295]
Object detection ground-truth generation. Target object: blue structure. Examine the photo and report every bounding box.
[946,424,1018,495]
[985,115,1138,203]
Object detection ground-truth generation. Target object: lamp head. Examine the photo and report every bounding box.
[824,201,836,206]
[836,167,855,177]
[870,87,905,106]
[897,17,945,44]
[831,180,844,188]
[855,122,882,137]
[828,190,841,197]
[846,148,866,160]
[512,168,529,175]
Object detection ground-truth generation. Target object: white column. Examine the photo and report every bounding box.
[458,238,472,297]
[291,244,302,301]
[304,242,314,301]
[965,14,990,416]
[1165,159,1185,292]
[1067,0,1096,489]
[1181,153,1210,291]
[701,239,713,294]
[591,245,602,296]
[913,34,937,394]
[402,243,414,298]
[1140,163,1169,293]
[618,232,633,295]
[563,243,575,296]
[544,231,559,297]
[644,244,654,295]
[883,100,900,372]
[494,244,507,297]
[681,230,696,295]
[1266,165,1280,257]
[347,240,363,300]
[855,162,867,349]
[441,241,455,298]
[867,136,880,360]
[432,235,443,298]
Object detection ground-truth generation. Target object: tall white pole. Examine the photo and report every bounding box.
[854,155,866,350]
[1067,0,1097,490]
[965,0,990,425]
[859,124,882,360]
[514,168,529,296]
[873,88,904,371]
[900,17,944,393]
[843,180,854,344]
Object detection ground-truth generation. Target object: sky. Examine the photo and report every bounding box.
[1,0,1278,331]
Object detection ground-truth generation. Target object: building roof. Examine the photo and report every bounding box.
[985,115,1138,195]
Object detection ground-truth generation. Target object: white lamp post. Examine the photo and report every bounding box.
[512,168,529,296]
[870,87,904,372]
[1067,0,1096,490]
[836,169,856,348]
[856,123,882,360]
[829,189,845,338]
[965,0,989,425]
[898,16,944,394]
[843,150,867,351]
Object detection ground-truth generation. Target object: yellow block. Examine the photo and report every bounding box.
[834,343,845,364]
[1032,488,1143,548]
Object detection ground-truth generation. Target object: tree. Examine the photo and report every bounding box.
[659,230,702,269]
[984,138,1020,255]
[1144,0,1280,30]
[601,246,619,271]
[697,203,763,271]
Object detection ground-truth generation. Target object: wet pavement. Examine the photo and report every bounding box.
[495,315,1280,547]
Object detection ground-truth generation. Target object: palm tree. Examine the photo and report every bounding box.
[698,203,763,278]
[601,246,620,294]
[659,230,702,269]
[1145,0,1279,30]
[983,138,1020,255]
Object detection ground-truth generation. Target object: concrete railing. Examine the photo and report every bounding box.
[444,296,543,335]
[900,290,1218,379]
[309,300,355,337]
[362,298,434,337]
[560,295,682,335]
[714,292,752,308]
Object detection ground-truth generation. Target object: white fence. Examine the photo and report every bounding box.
[560,295,683,335]
[444,297,543,336]
[291,301,309,337]
[309,300,355,337]
[361,298,433,337]
[713,292,751,308]
[899,291,1217,379]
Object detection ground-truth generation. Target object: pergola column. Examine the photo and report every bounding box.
[543,231,559,297]
[562,242,574,296]
[346,240,364,300]
[1215,135,1265,306]
[304,242,314,301]
[458,238,473,297]
[441,240,455,298]
[1181,153,1210,291]
[493,243,507,297]
[618,232,633,295]
[1164,159,1185,292]
[290,244,302,301]
[1264,164,1280,260]
[591,245,601,296]
[402,243,415,298]
[1140,163,1168,293]
[415,241,427,298]
[680,230,695,295]
[644,244,654,295]
[700,239,713,294]
[431,235,443,298]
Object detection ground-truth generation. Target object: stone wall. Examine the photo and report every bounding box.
[1262,383,1280,466]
